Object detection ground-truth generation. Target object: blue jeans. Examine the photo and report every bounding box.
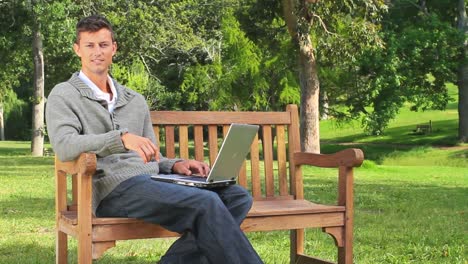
[96,175,263,264]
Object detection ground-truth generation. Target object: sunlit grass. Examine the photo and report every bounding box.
[0,141,466,263]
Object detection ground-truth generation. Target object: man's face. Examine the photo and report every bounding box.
[73,28,116,77]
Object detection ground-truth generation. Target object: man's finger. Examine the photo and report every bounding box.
[148,141,160,162]
[202,164,210,177]
[140,144,153,163]
[137,149,148,163]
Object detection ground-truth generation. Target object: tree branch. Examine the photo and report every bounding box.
[310,12,336,35]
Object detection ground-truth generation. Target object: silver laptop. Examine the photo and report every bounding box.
[151,123,259,188]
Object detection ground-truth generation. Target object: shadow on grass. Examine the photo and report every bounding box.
[326,119,459,146]
[0,145,31,156]
[302,175,467,214]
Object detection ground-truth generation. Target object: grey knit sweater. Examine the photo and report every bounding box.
[46,73,179,214]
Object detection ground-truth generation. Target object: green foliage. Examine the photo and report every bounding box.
[2,90,30,140]
[311,0,463,135]
[111,59,176,110]
[0,0,464,139]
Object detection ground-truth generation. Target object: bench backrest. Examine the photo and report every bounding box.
[150,104,303,200]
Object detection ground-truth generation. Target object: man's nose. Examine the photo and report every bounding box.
[92,46,104,54]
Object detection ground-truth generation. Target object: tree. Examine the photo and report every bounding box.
[281,0,321,153]
[0,103,4,141]
[30,0,45,156]
[458,0,468,142]
[280,0,388,151]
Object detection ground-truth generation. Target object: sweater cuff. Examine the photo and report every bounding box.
[159,158,183,173]
[106,130,127,154]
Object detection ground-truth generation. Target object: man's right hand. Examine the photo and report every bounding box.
[121,133,159,163]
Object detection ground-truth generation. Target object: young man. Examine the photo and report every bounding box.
[46,15,263,264]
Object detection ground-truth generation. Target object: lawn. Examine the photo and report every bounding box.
[0,141,466,263]
[1,90,467,263]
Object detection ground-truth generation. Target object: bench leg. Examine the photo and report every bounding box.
[337,228,352,264]
[56,230,68,264]
[78,232,93,264]
[290,229,304,263]
[335,222,352,264]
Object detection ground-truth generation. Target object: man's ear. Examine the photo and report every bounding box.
[73,43,81,57]
[112,41,117,56]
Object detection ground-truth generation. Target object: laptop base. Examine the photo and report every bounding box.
[151,174,235,188]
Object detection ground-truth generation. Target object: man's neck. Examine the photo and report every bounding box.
[82,70,110,93]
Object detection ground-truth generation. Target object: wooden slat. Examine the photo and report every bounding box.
[151,111,291,125]
[338,166,354,264]
[287,104,302,199]
[250,135,261,198]
[71,174,78,207]
[222,125,229,136]
[93,222,179,241]
[153,126,160,147]
[241,212,344,232]
[262,125,274,197]
[276,125,288,196]
[179,125,189,159]
[294,148,364,168]
[208,125,218,165]
[165,126,175,158]
[248,200,345,217]
[77,171,93,263]
[238,162,247,188]
[194,125,204,162]
[55,157,69,264]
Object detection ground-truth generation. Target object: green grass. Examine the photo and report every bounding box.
[0,141,466,263]
[320,97,460,147]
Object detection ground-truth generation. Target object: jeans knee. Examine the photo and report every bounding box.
[230,185,253,207]
[199,191,224,211]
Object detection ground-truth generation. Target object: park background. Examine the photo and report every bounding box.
[0,0,467,263]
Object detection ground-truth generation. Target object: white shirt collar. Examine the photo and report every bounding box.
[78,70,117,113]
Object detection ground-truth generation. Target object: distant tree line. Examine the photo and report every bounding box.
[0,0,466,155]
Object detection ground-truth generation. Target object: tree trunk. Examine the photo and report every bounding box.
[458,0,468,143]
[0,103,4,141]
[320,90,329,120]
[283,0,321,153]
[298,33,320,153]
[31,6,44,156]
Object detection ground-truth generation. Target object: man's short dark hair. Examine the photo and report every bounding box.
[75,15,115,44]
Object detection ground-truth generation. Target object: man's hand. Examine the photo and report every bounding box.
[172,160,210,177]
[121,133,159,163]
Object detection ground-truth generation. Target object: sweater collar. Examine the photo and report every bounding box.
[68,72,137,108]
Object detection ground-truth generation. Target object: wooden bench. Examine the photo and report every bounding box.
[54,104,364,264]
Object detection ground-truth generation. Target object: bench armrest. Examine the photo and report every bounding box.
[293,148,364,168]
[55,152,97,175]
[55,153,96,224]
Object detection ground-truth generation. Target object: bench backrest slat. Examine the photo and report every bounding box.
[150,105,300,200]
[276,125,288,196]
[194,125,204,161]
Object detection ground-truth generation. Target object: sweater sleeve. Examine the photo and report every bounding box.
[46,94,127,161]
[141,103,181,173]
